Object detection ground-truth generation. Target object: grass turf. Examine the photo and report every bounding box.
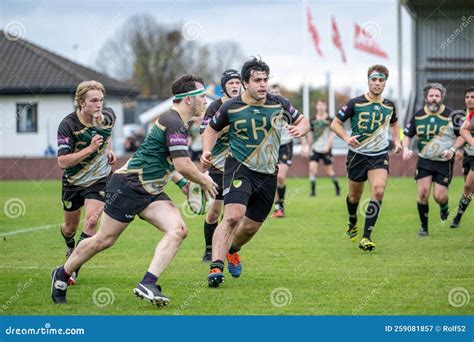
[0,177,472,315]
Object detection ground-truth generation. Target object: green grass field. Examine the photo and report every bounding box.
[0,177,472,315]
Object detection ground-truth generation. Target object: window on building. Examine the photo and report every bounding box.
[16,103,38,133]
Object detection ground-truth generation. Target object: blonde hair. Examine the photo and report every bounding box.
[74,80,105,109]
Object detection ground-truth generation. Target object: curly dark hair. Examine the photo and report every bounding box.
[172,74,204,103]
[241,56,270,83]
[465,87,474,96]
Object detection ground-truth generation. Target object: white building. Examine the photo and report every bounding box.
[0,30,139,157]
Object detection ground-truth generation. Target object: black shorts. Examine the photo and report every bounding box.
[222,157,277,222]
[310,151,333,165]
[103,174,171,223]
[278,142,293,166]
[209,167,224,201]
[462,155,474,176]
[190,150,202,162]
[61,175,109,212]
[346,150,389,182]
[415,157,454,187]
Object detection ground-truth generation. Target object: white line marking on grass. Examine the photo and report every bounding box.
[0,224,60,237]
[0,265,106,269]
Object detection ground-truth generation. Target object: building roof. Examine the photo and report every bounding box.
[0,30,139,98]
[402,0,474,15]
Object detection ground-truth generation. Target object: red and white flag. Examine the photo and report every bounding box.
[331,16,347,64]
[354,23,388,58]
[307,7,323,57]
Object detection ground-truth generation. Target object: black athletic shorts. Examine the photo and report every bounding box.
[103,174,171,223]
[209,166,224,201]
[190,150,202,162]
[415,157,454,187]
[462,154,474,176]
[61,175,110,212]
[310,151,333,165]
[346,150,389,182]
[278,142,293,166]
[222,157,277,222]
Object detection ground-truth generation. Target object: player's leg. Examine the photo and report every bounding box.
[416,176,432,236]
[60,186,83,259]
[202,170,224,262]
[134,199,188,306]
[309,160,319,197]
[451,169,474,228]
[225,216,263,278]
[359,168,388,251]
[345,151,367,241]
[61,209,81,259]
[272,163,289,217]
[52,213,129,304]
[323,160,340,196]
[435,160,454,221]
[433,182,450,221]
[209,203,246,286]
[226,172,275,278]
[67,191,107,284]
[202,199,223,262]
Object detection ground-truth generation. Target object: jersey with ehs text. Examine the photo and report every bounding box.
[460,109,474,156]
[210,92,301,174]
[337,94,397,156]
[403,105,460,161]
[57,108,116,187]
[311,117,332,153]
[201,97,230,172]
[115,109,189,195]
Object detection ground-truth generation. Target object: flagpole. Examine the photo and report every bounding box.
[397,0,404,123]
[302,0,310,120]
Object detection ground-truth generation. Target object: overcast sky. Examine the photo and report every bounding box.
[1,0,414,98]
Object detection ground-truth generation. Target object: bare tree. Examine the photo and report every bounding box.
[206,41,246,83]
[96,14,214,97]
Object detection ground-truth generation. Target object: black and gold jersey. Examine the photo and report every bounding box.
[337,94,397,156]
[57,108,116,187]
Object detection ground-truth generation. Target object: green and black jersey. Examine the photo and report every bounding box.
[404,105,461,161]
[201,97,230,172]
[457,109,474,156]
[116,109,189,195]
[337,94,398,156]
[209,93,301,174]
[57,108,116,188]
[310,116,332,153]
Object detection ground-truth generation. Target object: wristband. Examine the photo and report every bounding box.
[449,147,456,153]
[176,178,187,189]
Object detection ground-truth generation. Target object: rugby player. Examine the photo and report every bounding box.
[331,65,401,251]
